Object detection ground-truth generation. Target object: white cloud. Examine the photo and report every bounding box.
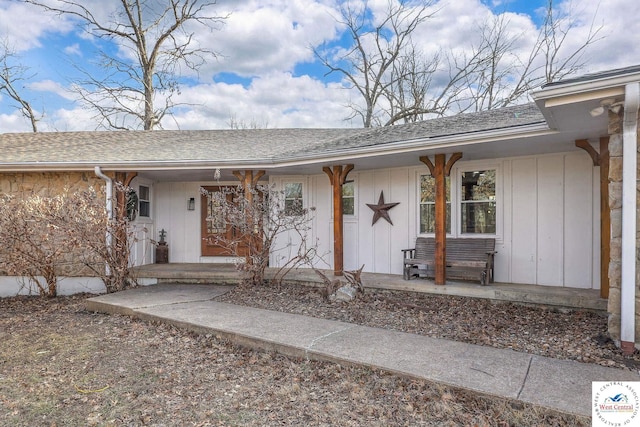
[166,72,355,129]
[0,111,30,133]
[28,80,76,101]
[0,0,74,52]
[558,0,640,73]
[64,43,82,56]
[1,0,640,133]
[193,0,341,79]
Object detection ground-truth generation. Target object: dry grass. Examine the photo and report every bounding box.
[0,294,591,426]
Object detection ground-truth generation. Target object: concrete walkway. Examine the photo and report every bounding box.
[86,284,639,418]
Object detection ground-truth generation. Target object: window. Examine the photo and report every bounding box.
[284,182,303,216]
[419,175,450,233]
[342,181,355,215]
[419,168,497,236]
[139,185,150,217]
[460,170,496,234]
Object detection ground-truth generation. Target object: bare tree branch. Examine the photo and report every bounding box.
[460,0,604,112]
[313,0,436,128]
[0,41,40,132]
[26,0,228,130]
[316,0,603,127]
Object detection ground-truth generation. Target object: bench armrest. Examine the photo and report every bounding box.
[401,248,415,259]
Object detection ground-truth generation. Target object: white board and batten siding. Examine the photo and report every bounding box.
[270,151,599,289]
[507,153,599,289]
[154,181,227,263]
[148,151,599,289]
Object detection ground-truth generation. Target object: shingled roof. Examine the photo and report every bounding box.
[0,103,545,167]
[294,103,545,156]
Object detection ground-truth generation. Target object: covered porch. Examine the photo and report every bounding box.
[131,263,606,312]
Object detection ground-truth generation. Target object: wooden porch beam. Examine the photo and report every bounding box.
[420,153,462,285]
[232,170,266,203]
[323,164,354,276]
[445,153,463,176]
[575,139,601,166]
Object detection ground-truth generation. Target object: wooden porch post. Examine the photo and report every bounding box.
[323,164,354,276]
[575,138,610,299]
[231,170,266,261]
[114,172,138,220]
[232,170,266,202]
[420,153,462,285]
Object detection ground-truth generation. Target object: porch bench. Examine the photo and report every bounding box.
[402,237,496,285]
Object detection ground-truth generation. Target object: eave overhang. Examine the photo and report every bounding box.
[0,122,552,174]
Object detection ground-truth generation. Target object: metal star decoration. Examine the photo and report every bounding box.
[366,191,400,225]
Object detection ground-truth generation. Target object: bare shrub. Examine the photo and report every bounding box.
[202,184,321,286]
[0,187,139,296]
[61,187,139,293]
[0,193,76,297]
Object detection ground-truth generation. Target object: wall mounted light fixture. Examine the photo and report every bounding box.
[590,98,623,117]
[187,197,195,211]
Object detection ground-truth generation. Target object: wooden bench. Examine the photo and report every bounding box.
[402,237,496,285]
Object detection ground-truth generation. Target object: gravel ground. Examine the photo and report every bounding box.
[216,282,640,372]
[0,292,593,426]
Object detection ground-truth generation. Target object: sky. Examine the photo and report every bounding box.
[0,0,638,133]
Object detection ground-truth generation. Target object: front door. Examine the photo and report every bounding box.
[201,186,238,256]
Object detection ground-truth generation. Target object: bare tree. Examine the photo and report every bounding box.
[317,0,602,127]
[27,0,228,130]
[227,113,269,129]
[381,43,490,125]
[0,42,39,132]
[460,0,603,112]
[314,0,436,128]
[0,194,72,297]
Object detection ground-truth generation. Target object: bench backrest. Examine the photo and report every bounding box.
[414,237,495,261]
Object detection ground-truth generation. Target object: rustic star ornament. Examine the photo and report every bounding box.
[366,191,400,225]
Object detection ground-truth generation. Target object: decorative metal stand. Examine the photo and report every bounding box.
[155,229,169,264]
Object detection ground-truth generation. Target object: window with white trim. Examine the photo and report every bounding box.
[139,185,150,218]
[419,168,497,236]
[284,182,304,216]
[342,181,355,216]
[460,170,496,234]
[419,175,450,234]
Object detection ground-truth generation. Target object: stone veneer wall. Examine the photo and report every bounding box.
[0,171,104,198]
[607,112,640,346]
[0,171,106,277]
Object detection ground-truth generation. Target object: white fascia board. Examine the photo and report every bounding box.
[532,71,640,103]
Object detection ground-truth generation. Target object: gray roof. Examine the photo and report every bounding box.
[0,128,365,164]
[298,103,544,156]
[542,64,640,88]
[0,103,545,167]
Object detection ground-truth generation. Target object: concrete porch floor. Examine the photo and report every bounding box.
[131,263,607,312]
